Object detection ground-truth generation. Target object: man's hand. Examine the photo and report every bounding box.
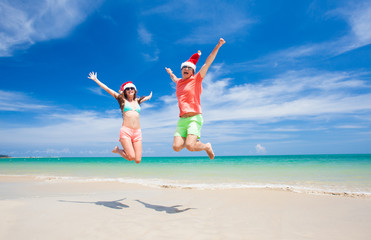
[165,67,173,75]
[218,38,226,46]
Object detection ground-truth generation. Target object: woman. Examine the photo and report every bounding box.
[88,72,152,163]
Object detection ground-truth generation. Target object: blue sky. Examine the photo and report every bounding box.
[1,0,371,157]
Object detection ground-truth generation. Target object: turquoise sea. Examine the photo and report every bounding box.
[1,155,371,196]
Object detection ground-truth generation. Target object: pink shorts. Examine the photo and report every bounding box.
[119,126,142,142]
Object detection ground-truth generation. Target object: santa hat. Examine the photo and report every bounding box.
[181,50,201,71]
[120,81,136,92]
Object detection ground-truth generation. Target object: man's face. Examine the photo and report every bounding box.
[181,66,194,79]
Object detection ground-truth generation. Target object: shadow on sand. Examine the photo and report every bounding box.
[59,198,129,210]
[135,200,194,214]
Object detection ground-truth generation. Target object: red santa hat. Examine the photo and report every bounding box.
[120,81,136,92]
[181,50,201,71]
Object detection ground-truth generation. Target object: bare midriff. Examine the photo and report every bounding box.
[180,112,200,118]
[122,111,141,129]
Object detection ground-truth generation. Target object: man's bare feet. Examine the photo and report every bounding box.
[205,143,215,160]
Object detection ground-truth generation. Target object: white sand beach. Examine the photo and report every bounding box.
[1,175,371,240]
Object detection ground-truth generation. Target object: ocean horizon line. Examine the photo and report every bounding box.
[2,153,371,159]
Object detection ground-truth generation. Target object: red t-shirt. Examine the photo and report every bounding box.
[176,72,203,117]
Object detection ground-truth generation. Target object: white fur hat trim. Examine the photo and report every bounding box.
[123,83,136,90]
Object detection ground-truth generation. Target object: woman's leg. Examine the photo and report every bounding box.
[185,135,215,160]
[133,141,142,164]
[112,138,135,161]
[173,136,186,152]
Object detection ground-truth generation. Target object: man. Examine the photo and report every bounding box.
[165,38,225,159]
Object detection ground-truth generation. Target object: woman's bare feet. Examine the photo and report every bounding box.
[205,143,215,160]
[112,146,120,153]
[112,146,129,159]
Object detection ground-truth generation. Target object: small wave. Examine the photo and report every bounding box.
[1,174,370,198]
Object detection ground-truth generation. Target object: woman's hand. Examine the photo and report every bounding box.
[148,91,152,100]
[88,72,98,81]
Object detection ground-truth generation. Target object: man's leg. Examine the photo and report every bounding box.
[185,135,215,160]
[173,136,186,152]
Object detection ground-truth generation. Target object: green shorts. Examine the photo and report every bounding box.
[174,114,204,139]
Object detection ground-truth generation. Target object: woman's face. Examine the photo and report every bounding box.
[125,87,136,97]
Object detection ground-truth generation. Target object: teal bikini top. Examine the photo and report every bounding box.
[123,100,141,113]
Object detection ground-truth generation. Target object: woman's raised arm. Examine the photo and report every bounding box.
[138,91,152,104]
[88,72,119,98]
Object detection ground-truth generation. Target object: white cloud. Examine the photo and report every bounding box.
[138,24,152,45]
[0,0,103,56]
[142,49,159,62]
[255,144,266,154]
[1,67,371,156]
[335,125,367,129]
[336,2,371,48]
[137,23,160,62]
[201,66,371,122]
[39,148,71,154]
[178,14,252,44]
[87,86,109,97]
[142,0,254,44]
[0,111,121,146]
[236,3,371,69]
[0,90,50,111]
